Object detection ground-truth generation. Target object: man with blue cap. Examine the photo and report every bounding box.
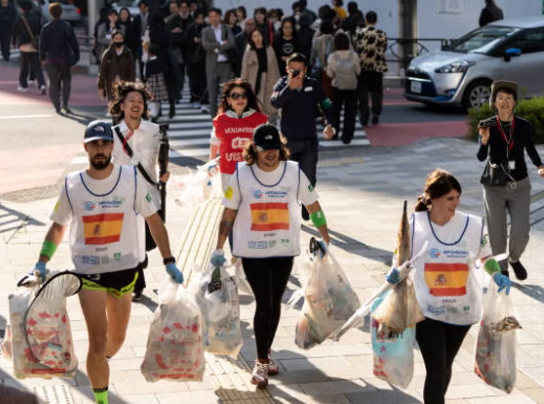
[28,121,183,404]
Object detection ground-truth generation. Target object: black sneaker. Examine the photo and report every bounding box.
[509,260,527,281]
[500,269,510,278]
[132,290,143,301]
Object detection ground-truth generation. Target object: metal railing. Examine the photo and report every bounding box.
[385,37,454,71]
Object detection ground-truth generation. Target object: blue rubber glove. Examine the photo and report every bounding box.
[166,263,184,284]
[32,262,47,283]
[386,267,400,285]
[316,239,328,258]
[210,249,227,267]
[493,272,512,295]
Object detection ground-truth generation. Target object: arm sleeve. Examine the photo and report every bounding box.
[69,24,80,62]
[39,25,47,60]
[210,119,221,146]
[524,122,544,167]
[240,49,249,80]
[477,137,489,161]
[97,52,108,90]
[270,78,291,108]
[50,183,73,226]
[221,170,242,210]
[298,170,319,206]
[315,81,334,125]
[134,173,160,218]
[201,28,217,52]
[326,53,335,78]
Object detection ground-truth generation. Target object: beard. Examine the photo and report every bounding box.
[90,155,112,170]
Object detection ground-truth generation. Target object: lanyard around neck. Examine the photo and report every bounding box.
[495,115,515,150]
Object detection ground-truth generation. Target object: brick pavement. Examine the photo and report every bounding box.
[2,137,544,403]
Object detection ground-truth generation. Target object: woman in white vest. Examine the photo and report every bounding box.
[386,169,512,404]
[212,124,331,387]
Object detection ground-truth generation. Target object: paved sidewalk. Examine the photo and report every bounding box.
[2,137,544,404]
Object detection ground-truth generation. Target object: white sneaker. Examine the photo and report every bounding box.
[39,85,46,95]
[28,79,35,87]
[17,86,28,92]
[200,104,210,113]
[251,362,268,387]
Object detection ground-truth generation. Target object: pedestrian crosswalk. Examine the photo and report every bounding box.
[158,89,369,164]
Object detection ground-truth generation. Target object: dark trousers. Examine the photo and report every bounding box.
[332,87,357,144]
[0,24,12,61]
[188,61,207,103]
[242,257,294,359]
[45,63,72,111]
[19,52,45,88]
[358,71,384,124]
[287,139,318,186]
[416,318,471,404]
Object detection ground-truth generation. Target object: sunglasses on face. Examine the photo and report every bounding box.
[229,92,247,100]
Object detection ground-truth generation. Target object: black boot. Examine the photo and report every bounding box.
[169,101,175,119]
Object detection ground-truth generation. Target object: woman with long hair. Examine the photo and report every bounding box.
[273,17,299,74]
[209,79,268,192]
[254,7,275,46]
[386,168,511,404]
[241,29,280,124]
[96,9,125,64]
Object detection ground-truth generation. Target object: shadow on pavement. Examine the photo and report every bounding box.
[512,282,544,304]
[0,204,45,235]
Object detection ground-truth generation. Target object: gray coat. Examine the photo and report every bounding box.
[201,24,235,72]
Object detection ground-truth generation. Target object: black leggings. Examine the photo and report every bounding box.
[416,318,471,404]
[242,257,294,359]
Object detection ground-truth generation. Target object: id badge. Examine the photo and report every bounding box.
[509,161,516,170]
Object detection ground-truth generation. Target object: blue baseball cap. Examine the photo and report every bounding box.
[84,121,114,143]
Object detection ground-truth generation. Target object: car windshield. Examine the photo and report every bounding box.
[447,26,518,53]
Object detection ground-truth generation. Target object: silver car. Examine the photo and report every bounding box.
[404,16,544,110]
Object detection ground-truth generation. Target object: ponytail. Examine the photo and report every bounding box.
[414,194,429,212]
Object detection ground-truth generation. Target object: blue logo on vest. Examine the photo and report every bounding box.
[253,190,263,199]
[429,248,441,259]
[83,201,96,211]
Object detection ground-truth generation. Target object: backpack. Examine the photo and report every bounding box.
[333,51,358,90]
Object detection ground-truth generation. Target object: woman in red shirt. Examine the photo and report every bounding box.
[210,79,268,192]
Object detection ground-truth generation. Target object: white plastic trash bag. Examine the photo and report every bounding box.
[192,263,243,359]
[295,244,360,350]
[371,292,415,389]
[234,260,253,297]
[8,271,80,379]
[474,280,521,393]
[141,279,205,382]
[174,158,221,208]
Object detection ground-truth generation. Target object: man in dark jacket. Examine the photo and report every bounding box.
[40,2,80,114]
[233,17,255,76]
[0,0,17,61]
[130,0,150,78]
[165,0,193,97]
[271,53,334,220]
[479,0,504,27]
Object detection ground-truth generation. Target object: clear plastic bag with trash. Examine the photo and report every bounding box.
[8,271,81,379]
[173,158,222,208]
[474,278,521,394]
[141,279,205,382]
[191,262,243,359]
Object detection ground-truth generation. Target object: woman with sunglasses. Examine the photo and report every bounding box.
[210,79,268,192]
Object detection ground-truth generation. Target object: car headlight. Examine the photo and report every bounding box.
[435,60,476,73]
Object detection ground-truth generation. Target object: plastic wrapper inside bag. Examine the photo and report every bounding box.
[371,292,415,389]
[191,263,243,359]
[141,280,205,382]
[8,271,81,379]
[372,275,424,334]
[295,248,360,350]
[474,280,521,394]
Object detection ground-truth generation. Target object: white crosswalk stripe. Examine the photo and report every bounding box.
[158,88,369,161]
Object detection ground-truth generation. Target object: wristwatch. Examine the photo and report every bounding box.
[163,257,175,265]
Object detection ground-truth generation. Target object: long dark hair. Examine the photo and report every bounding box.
[279,17,298,40]
[243,138,290,165]
[415,169,462,212]
[217,79,262,115]
[248,28,267,50]
[108,81,152,123]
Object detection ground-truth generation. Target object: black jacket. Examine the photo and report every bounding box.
[40,18,80,65]
[12,10,42,47]
[479,5,504,27]
[477,116,543,181]
[0,2,16,25]
[271,75,335,141]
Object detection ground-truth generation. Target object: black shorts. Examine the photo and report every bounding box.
[79,266,140,298]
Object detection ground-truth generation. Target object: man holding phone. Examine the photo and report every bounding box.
[271,53,335,220]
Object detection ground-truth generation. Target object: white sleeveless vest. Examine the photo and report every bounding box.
[233,161,302,258]
[65,165,140,274]
[410,211,485,325]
